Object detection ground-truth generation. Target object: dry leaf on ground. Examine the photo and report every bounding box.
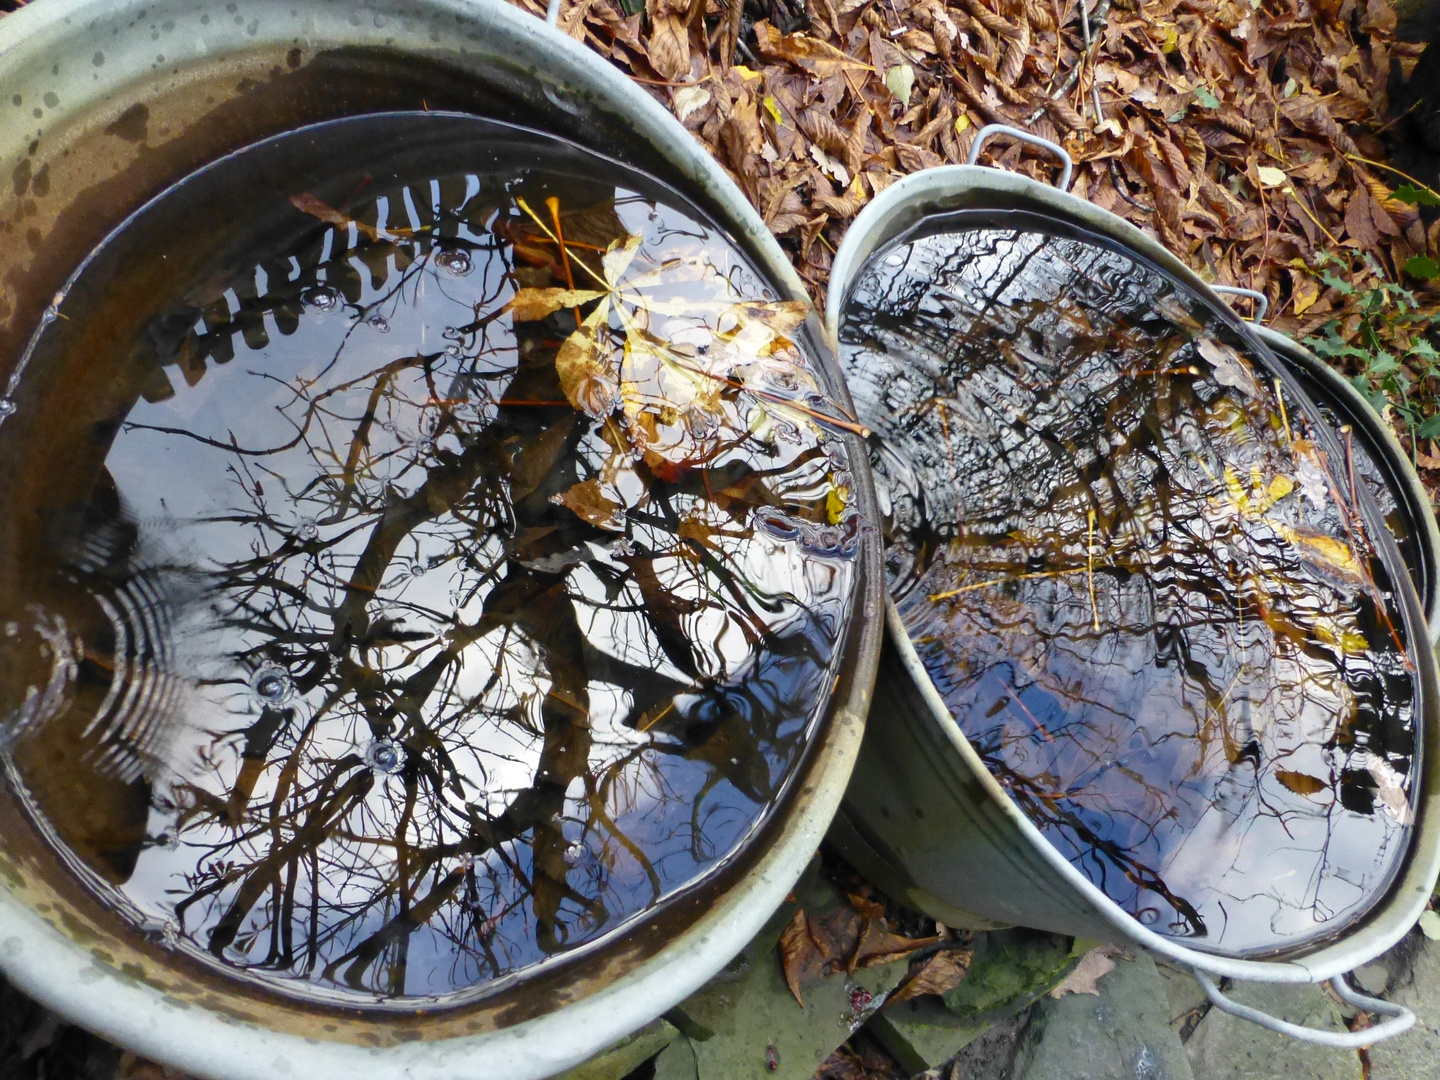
[891,948,973,1002]
[1048,946,1121,998]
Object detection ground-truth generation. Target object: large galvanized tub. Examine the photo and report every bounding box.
[825,127,1440,1047]
[0,2,883,1078]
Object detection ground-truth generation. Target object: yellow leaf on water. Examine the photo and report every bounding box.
[826,483,849,525]
[504,287,606,323]
[552,478,625,531]
[1267,474,1295,503]
[555,301,617,417]
[1275,524,1364,580]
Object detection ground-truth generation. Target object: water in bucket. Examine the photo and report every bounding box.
[840,211,1421,958]
[0,113,862,1003]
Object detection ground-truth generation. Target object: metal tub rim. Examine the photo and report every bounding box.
[824,130,1440,1045]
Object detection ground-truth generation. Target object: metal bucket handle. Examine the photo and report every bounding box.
[1192,969,1414,1048]
[965,124,1074,193]
[1211,284,1270,322]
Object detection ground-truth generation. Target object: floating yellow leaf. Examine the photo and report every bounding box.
[826,483,849,525]
[1275,523,1364,580]
[552,478,625,531]
[504,287,606,323]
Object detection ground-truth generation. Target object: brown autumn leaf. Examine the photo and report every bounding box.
[552,478,625,531]
[845,891,887,921]
[752,20,873,77]
[555,303,619,417]
[1276,769,1328,796]
[892,949,973,1002]
[290,193,382,241]
[504,287,606,323]
[1345,186,1381,249]
[779,907,826,1006]
[1048,947,1119,998]
[853,919,939,968]
[647,8,690,82]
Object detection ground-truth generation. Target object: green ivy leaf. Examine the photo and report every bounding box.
[1404,256,1440,280]
[1194,86,1221,109]
[1416,415,1440,440]
[1393,184,1440,206]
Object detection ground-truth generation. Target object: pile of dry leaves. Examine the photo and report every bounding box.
[518,0,1435,356]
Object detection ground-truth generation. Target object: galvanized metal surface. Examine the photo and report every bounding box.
[823,136,1440,1039]
[0,2,883,1078]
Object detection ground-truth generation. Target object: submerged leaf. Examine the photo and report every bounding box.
[555,301,618,417]
[1275,769,1327,796]
[552,478,625,531]
[505,287,606,322]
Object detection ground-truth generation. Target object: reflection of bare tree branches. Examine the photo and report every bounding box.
[843,216,1418,955]
[13,131,858,1003]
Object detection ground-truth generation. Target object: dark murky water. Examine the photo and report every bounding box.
[0,114,860,1002]
[840,212,1422,957]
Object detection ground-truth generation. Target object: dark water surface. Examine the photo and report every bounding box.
[841,213,1422,957]
[0,114,860,1003]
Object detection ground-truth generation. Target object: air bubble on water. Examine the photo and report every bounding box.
[366,314,391,333]
[408,561,426,578]
[435,248,473,276]
[444,344,463,358]
[884,253,904,266]
[294,518,319,541]
[564,841,587,867]
[250,662,295,706]
[0,399,16,418]
[1136,907,1161,925]
[2,622,16,637]
[365,737,405,776]
[301,286,341,311]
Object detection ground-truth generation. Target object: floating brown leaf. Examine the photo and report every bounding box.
[1276,769,1328,797]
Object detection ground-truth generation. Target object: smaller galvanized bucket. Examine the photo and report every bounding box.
[825,126,1440,1047]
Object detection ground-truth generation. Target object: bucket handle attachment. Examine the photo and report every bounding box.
[1211,284,1270,323]
[966,124,1074,193]
[1191,969,1414,1047]
[545,0,562,23]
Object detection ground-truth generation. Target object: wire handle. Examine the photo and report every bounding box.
[1212,284,1270,323]
[1191,969,1414,1048]
[965,124,1074,193]
[546,0,562,25]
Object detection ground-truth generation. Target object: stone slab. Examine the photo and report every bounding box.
[1011,950,1195,1080]
[1184,981,1361,1080]
[1367,931,1440,1080]
[665,870,912,1080]
[868,994,990,1074]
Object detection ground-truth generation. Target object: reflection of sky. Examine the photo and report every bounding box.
[842,220,1417,956]
[42,154,855,1001]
